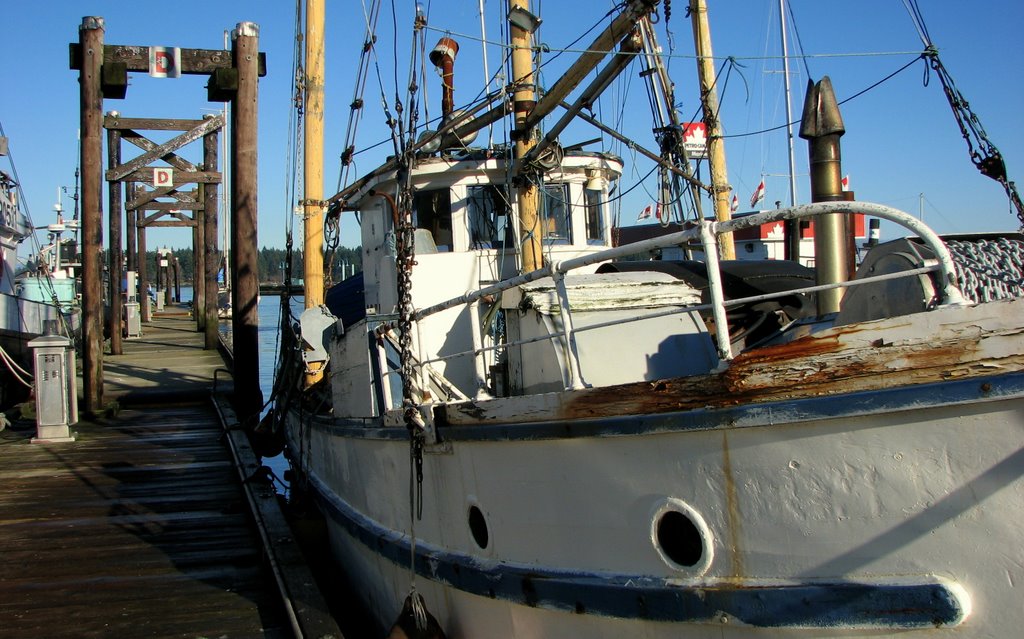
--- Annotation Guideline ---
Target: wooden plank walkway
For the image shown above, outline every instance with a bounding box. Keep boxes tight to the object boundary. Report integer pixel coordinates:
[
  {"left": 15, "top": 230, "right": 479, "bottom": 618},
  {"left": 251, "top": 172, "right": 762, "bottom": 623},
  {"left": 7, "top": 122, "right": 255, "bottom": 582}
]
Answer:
[{"left": 0, "top": 310, "right": 341, "bottom": 639}]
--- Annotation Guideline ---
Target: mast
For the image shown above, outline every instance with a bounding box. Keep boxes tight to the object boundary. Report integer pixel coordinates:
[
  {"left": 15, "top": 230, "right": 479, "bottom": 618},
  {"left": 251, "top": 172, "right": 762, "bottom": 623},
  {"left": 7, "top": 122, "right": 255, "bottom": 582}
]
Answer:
[
  {"left": 510, "top": 0, "right": 542, "bottom": 273},
  {"left": 302, "top": 0, "right": 326, "bottom": 386},
  {"left": 689, "top": 0, "right": 735, "bottom": 259},
  {"left": 779, "top": 0, "right": 801, "bottom": 261},
  {"left": 303, "top": 0, "right": 325, "bottom": 309}
]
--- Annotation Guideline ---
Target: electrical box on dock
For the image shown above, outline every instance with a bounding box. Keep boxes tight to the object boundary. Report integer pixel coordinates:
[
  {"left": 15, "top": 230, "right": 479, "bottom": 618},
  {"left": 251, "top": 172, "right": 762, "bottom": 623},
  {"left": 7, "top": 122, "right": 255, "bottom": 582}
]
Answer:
[
  {"left": 124, "top": 302, "right": 142, "bottom": 338},
  {"left": 29, "top": 328, "right": 77, "bottom": 443}
]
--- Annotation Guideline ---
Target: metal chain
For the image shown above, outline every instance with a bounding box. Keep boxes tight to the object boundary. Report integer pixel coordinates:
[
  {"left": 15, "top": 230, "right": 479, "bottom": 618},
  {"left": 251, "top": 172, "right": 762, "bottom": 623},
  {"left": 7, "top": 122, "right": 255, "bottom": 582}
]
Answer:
[
  {"left": 945, "top": 237, "right": 1024, "bottom": 303},
  {"left": 394, "top": 170, "right": 425, "bottom": 523}
]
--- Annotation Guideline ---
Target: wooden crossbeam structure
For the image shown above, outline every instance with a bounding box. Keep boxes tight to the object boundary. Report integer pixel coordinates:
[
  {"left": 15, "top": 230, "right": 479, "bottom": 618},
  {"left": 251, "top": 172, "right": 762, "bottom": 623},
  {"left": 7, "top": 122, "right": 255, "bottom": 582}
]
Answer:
[
  {"left": 105, "top": 114, "right": 222, "bottom": 360},
  {"left": 73, "top": 17, "right": 264, "bottom": 418}
]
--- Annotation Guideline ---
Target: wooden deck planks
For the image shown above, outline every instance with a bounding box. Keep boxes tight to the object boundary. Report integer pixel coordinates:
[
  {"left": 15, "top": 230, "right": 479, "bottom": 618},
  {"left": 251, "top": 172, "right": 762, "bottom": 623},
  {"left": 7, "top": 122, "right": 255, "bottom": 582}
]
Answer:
[{"left": 0, "top": 314, "right": 306, "bottom": 638}]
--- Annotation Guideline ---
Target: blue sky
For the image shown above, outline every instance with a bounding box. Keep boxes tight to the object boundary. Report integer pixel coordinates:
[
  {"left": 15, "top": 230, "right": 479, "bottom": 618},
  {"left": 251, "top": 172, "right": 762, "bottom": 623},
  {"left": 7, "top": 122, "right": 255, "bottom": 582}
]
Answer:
[{"left": 2, "top": 1, "right": 1022, "bottom": 253}]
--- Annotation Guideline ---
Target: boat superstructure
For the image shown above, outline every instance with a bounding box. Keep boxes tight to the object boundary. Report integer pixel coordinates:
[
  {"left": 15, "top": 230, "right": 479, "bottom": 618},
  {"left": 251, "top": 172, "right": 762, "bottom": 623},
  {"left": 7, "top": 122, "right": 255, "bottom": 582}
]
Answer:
[{"left": 1, "top": 140, "right": 80, "bottom": 404}]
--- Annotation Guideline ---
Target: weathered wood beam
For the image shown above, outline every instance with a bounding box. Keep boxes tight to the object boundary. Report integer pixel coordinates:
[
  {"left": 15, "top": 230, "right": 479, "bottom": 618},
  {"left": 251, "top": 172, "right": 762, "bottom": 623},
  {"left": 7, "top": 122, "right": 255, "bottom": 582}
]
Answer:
[
  {"left": 144, "top": 220, "right": 199, "bottom": 228},
  {"left": 70, "top": 44, "right": 267, "bottom": 76},
  {"left": 104, "top": 116, "right": 208, "bottom": 131},
  {"left": 128, "top": 187, "right": 198, "bottom": 210},
  {"left": 106, "top": 116, "right": 223, "bottom": 181},
  {"left": 119, "top": 131, "right": 199, "bottom": 172},
  {"left": 120, "top": 170, "right": 221, "bottom": 185}
]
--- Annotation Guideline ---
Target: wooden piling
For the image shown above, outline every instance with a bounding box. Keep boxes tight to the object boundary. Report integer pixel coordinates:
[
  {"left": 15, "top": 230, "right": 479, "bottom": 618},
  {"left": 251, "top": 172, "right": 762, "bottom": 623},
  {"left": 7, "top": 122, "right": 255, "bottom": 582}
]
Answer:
[
  {"left": 138, "top": 219, "right": 149, "bottom": 321},
  {"left": 79, "top": 17, "right": 105, "bottom": 414},
  {"left": 203, "top": 125, "right": 220, "bottom": 349},
  {"left": 107, "top": 125, "right": 123, "bottom": 355},
  {"left": 126, "top": 183, "right": 137, "bottom": 273},
  {"left": 230, "top": 23, "right": 263, "bottom": 417}
]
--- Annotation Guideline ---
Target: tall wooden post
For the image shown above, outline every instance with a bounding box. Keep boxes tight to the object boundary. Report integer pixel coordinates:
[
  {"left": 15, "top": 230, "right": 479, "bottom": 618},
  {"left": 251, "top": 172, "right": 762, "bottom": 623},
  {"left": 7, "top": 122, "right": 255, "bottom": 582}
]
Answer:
[
  {"left": 79, "top": 17, "right": 105, "bottom": 414},
  {"left": 107, "top": 124, "right": 123, "bottom": 355},
  {"left": 203, "top": 126, "right": 220, "bottom": 350},
  {"left": 689, "top": 0, "right": 735, "bottom": 260},
  {"left": 193, "top": 196, "right": 205, "bottom": 330},
  {"left": 510, "top": 0, "right": 541, "bottom": 273},
  {"left": 173, "top": 256, "right": 181, "bottom": 302},
  {"left": 126, "top": 184, "right": 137, "bottom": 274},
  {"left": 303, "top": 0, "right": 326, "bottom": 386},
  {"left": 231, "top": 22, "right": 263, "bottom": 416},
  {"left": 138, "top": 220, "right": 149, "bottom": 321}
]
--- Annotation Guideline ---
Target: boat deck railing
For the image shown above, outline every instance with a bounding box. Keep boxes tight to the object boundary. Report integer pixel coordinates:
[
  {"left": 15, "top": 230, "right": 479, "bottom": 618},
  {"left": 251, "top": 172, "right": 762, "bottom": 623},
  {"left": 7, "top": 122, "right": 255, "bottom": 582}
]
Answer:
[{"left": 408, "top": 202, "right": 966, "bottom": 393}]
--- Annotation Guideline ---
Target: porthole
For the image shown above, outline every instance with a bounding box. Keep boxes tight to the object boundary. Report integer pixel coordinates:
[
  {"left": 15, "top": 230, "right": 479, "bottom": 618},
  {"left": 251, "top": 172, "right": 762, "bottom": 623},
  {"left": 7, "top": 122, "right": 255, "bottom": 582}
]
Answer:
[
  {"left": 651, "top": 498, "right": 713, "bottom": 574},
  {"left": 468, "top": 505, "right": 489, "bottom": 549},
  {"left": 657, "top": 510, "right": 702, "bottom": 566}
]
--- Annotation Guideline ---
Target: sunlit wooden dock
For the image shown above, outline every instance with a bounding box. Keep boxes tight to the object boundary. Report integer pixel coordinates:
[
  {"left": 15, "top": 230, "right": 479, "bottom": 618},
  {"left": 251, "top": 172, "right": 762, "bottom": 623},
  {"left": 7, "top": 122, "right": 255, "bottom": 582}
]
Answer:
[{"left": 0, "top": 310, "right": 342, "bottom": 638}]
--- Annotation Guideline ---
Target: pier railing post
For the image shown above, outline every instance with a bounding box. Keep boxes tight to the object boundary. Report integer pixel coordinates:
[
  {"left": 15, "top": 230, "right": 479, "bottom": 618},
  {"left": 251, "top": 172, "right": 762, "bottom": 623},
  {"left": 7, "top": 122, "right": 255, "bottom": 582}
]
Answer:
[
  {"left": 79, "top": 16, "right": 105, "bottom": 414},
  {"left": 230, "top": 22, "right": 263, "bottom": 417}
]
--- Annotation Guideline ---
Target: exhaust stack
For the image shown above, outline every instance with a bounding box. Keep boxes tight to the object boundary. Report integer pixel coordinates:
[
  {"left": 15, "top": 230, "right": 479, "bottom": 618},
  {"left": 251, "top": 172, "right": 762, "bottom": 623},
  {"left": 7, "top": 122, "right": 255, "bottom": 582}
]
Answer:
[
  {"left": 799, "top": 76, "right": 851, "bottom": 315},
  {"left": 429, "top": 37, "right": 460, "bottom": 121}
]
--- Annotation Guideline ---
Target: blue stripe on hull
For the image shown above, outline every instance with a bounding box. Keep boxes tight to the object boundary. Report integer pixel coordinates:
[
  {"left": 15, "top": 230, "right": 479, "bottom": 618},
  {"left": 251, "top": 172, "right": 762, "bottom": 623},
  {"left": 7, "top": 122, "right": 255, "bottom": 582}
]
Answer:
[{"left": 307, "top": 472, "right": 967, "bottom": 628}]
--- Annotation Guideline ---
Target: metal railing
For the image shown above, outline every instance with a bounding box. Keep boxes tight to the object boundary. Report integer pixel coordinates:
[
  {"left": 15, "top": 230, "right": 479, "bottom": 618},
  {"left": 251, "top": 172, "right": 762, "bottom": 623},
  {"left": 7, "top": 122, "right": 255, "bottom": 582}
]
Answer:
[{"left": 406, "top": 202, "right": 966, "bottom": 394}]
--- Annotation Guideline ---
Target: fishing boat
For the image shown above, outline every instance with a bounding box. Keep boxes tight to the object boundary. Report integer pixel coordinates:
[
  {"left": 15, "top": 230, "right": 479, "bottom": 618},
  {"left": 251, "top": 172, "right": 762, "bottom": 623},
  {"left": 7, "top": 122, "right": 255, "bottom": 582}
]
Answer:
[
  {"left": 272, "top": 1, "right": 1024, "bottom": 636},
  {"left": 0, "top": 138, "right": 80, "bottom": 406}
]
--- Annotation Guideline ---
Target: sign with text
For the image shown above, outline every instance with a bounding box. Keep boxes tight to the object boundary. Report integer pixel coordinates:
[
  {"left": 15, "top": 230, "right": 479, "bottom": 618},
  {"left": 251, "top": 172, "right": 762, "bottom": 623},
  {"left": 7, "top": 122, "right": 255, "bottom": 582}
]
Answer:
[
  {"left": 149, "top": 47, "right": 181, "bottom": 78},
  {"left": 153, "top": 167, "right": 174, "bottom": 187},
  {"left": 682, "top": 122, "right": 708, "bottom": 159}
]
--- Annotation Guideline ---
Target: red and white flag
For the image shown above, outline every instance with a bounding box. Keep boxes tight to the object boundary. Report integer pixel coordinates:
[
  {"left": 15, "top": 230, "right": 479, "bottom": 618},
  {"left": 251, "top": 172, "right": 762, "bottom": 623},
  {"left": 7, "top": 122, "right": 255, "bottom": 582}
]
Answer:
[
  {"left": 750, "top": 180, "right": 766, "bottom": 207},
  {"left": 841, "top": 174, "right": 850, "bottom": 191},
  {"left": 730, "top": 194, "right": 739, "bottom": 212},
  {"left": 637, "top": 203, "right": 653, "bottom": 221},
  {"left": 655, "top": 202, "right": 663, "bottom": 221}
]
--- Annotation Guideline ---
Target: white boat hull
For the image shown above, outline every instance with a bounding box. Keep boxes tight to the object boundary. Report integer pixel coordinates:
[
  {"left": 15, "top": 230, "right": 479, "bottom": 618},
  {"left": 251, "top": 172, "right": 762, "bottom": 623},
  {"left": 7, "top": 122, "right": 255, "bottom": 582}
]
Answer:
[{"left": 286, "top": 356, "right": 1023, "bottom": 636}]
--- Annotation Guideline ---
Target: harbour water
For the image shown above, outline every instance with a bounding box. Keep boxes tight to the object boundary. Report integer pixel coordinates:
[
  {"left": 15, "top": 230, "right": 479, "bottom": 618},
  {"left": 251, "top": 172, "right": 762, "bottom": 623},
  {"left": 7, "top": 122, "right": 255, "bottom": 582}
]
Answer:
[{"left": 178, "top": 287, "right": 298, "bottom": 486}]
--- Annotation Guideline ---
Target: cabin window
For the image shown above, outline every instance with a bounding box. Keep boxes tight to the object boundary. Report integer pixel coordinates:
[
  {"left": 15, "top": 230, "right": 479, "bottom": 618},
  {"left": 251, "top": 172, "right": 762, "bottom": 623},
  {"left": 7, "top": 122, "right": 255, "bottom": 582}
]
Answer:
[
  {"left": 585, "top": 188, "right": 604, "bottom": 243},
  {"left": 542, "top": 183, "right": 571, "bottom": 244},
  {"left": 413, "top": 188, "right": 453, "bottom": 251},
  {"left": 467, "top": 184, "right": 513, "bottom": 249}
]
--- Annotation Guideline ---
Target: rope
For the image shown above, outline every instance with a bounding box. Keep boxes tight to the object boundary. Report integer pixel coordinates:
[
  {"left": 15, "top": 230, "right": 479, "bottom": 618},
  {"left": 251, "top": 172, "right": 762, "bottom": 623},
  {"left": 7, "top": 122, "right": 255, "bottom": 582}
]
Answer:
[{"left": 0, "top": 343, "right": 33, "bottom": 388}]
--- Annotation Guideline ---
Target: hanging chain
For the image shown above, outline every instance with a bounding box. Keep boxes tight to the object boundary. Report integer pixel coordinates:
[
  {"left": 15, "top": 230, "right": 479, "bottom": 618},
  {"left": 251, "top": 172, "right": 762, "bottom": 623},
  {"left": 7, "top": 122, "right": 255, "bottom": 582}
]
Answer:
[
  {"left": 394, "top": 173, "right": 425, "bottom": 522},
  {"left": 920, "top": 47, "right": 1024, "bottom": 229}
]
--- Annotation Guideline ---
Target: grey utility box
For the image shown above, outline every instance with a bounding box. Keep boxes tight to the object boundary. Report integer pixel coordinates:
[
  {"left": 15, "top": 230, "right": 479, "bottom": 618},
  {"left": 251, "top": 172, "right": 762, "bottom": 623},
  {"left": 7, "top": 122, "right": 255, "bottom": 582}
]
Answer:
[
  {"left": 29, "top": 333, "right": 78, "bottom": 443},
  {"left": 124, "top": 301, "right": 142, "bottom": 338}
]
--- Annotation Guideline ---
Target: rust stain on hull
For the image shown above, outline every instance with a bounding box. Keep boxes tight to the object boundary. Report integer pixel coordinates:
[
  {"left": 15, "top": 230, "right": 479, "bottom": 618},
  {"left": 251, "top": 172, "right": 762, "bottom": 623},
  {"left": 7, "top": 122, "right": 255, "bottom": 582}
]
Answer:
[{"left": 438, "top": 302, "right": 1024, "bottom": 426}]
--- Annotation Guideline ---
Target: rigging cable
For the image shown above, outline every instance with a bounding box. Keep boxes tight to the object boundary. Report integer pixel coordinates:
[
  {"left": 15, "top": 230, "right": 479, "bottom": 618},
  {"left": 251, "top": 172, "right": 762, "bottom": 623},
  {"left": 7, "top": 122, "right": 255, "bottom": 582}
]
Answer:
[{"left": 902, "top": 0, "right": 1024, "bottom": 228}]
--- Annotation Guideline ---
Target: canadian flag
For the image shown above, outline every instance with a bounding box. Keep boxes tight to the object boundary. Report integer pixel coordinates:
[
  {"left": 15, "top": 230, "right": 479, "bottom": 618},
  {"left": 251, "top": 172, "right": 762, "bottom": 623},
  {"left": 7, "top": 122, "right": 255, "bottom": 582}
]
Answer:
[
  {"left": 730, "top": 194, "right": 739, "bottom": 212},
  {"left": 841, "top": 174, "right": 850, "bottom": 191},
  {"left": 637, "top": 203, "right": 653, "bottom": 221},
  {"left": 750, "top": 179, "right": 766, "bottom": 207}
]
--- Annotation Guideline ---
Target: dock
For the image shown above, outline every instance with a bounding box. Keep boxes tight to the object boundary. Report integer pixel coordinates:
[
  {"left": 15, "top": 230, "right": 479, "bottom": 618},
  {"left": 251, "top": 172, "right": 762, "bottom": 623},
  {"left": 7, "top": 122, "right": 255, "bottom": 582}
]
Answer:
[{"left": 0, "top": 310, "right": 343, "bottom": 638}]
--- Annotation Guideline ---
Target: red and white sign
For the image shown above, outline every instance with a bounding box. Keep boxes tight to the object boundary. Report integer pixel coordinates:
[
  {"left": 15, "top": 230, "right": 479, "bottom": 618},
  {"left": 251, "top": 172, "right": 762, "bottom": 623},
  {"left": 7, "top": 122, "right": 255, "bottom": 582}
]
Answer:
[
  {"left": 153, "top": 167, "right": 174, "bottom": 187},
  {"left": 149, "top": 47, "right": 181, "bottom": 78},
  {"left": 682, "top": 122, "right": 708, "bottom": 159}
]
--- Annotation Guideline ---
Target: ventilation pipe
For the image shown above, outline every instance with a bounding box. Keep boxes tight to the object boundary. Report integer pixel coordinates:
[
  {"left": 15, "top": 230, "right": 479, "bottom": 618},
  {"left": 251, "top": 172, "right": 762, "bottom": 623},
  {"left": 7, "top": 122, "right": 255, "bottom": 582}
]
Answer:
[{"left": 429, "top": 37, "right": 459, "bottom": 121}]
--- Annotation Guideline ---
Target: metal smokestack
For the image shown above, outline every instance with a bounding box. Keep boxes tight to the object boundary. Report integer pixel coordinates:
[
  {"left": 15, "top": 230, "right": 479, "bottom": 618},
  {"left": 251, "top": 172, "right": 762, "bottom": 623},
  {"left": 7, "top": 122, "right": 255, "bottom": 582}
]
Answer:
[
  {"left": 799, "top": 76, "right": 850, "bottom": 315},
  {"left": 429, "top": 37, "right": 460, "bottom": 121}
]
